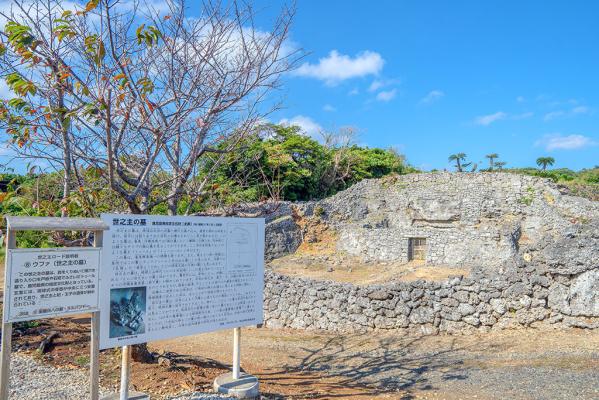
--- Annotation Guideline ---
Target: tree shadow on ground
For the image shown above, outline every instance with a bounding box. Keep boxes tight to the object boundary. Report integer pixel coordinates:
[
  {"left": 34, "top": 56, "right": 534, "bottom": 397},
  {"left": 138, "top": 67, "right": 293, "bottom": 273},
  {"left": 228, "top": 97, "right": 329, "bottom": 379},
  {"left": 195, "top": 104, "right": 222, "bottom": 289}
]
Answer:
[{"left": 259, "top": 332, "right": 502, "bottom": 399}]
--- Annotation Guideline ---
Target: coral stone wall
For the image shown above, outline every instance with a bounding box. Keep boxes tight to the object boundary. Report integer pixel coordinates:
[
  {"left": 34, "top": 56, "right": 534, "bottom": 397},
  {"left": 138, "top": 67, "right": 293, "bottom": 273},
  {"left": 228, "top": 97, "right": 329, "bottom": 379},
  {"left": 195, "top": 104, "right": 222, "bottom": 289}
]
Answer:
[
  {"left": 261, "top": 173, "right": 599, "bottom": 333},
  {"left": 264, "top": 264, "right": 599, "bottom": 334}
]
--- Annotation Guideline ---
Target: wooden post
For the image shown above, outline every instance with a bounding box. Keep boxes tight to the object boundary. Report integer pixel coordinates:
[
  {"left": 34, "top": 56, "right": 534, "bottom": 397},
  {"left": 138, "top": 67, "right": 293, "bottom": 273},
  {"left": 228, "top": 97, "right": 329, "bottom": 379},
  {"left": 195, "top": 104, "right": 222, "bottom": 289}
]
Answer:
[
  {"left": 233, "top": 327, "right": 241, "bottom": 379},
  {"left": 0, "top": 228, "right": 16, "bottom": 399},
  {"left": 119, "top": 345, "right": 130, "bottom": 400},
  {"left": 91, "top": 230, "right": 103, "bottom": 400}
]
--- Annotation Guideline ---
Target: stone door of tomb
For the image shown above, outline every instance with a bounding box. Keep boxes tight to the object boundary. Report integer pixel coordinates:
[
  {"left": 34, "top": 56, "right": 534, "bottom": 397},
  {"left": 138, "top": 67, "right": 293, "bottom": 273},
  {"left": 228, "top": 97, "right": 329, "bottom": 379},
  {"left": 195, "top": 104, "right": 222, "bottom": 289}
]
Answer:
[{"left": 408, "top": 238, "right": 427, "bottom": 262}]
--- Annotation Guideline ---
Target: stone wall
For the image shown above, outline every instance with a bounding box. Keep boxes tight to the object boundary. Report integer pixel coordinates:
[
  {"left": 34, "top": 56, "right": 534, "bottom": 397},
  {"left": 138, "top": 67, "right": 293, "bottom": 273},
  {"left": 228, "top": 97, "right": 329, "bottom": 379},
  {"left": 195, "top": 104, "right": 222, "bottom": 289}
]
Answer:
[
  {"left": 261, "top": 172, "right": 599, "bottom": 333},
  {"left": 318, "top": 173, "right": 597, "bottom": 269},
  {"left": 263, "top": 253, "right": 599, "bottom": 333}
]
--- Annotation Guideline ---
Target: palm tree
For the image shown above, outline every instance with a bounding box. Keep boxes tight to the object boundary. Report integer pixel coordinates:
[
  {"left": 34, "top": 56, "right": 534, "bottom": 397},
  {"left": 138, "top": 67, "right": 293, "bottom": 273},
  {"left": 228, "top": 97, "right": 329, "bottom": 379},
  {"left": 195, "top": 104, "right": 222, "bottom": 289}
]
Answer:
[
  {"left": 494, "top": 161, "right": 507, "bottom": 170},
  {"left": 448, "top": 153, "right": 468, "bottom": 172},
  {"left": 536, "top": 157, "right": 555, "bottom": 171},
  {"left": 485, "top": 153, "right": 499, "bottom": 170}
]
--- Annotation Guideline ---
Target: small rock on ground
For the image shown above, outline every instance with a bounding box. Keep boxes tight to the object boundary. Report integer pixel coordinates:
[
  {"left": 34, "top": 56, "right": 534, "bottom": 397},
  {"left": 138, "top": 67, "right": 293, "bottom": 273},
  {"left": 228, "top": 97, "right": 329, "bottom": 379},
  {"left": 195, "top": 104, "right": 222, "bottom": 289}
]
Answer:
[
  {"left": 9, "top": 354, "right": 104, "bottom": 400},
  {"left": 9, "top": 354, "right": 236, "bottom": 400},
  {"left": 168, "top": 393, "right": 236, "bottom": 400}
]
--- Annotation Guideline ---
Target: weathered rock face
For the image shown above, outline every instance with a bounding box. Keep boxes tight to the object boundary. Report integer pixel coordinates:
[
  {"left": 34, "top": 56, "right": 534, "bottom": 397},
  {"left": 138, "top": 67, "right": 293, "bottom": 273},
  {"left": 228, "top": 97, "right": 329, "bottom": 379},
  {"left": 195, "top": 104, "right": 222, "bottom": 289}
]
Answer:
[
  {"left": 318, "top": 173, "right": 597, "bottom": 270},
  {"left": 265, "top": 215, "right": 302, "bottom": 261},
  {"left": 261, "top": 172, "right": 599, "bottom": 332}
]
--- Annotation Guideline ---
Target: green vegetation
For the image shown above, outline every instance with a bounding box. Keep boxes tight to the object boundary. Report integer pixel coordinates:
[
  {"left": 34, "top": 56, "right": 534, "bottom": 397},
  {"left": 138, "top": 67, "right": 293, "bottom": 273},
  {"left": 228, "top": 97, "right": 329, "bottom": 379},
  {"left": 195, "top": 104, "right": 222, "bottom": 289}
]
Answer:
[
  {"left": 505, "top": 167, "right": 599, "bottom": 200},
  {"left": 504, "top": 167, "right": 599, "bottom": 184},
  {"left": 1, "top": 124, "right": 414, "bottom": 222},
  {"left": 518, "top": 186, "right": 536, "bottom": 206},
  {"left": 445, "top": 152, "right": 597, "bottom": 200},
  {"left": 536, "top": 157, "right": 556, "bottom": 171},
  {"left": 448, "top": 153, "right": 471, "bottom": 172},
  {"left": 201, "top": 124, "right": 415, "bottom": 204},
  {"left": 74, "top": 355, "right": 90, "bottom": 367},
  {"left": 15, "top": 320, "right": 40, "bottom": 330}
]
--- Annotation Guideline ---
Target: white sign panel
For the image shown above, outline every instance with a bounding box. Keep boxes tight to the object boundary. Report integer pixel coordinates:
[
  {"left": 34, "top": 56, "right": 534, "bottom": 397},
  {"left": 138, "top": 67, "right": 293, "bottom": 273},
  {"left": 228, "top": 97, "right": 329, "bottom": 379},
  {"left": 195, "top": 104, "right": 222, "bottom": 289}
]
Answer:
[
  {"left": 99, "top": 214, "right": 265, "bottom": 349},
  {"left": 4, "top": 248, "right": 101, "bottom": 323}
]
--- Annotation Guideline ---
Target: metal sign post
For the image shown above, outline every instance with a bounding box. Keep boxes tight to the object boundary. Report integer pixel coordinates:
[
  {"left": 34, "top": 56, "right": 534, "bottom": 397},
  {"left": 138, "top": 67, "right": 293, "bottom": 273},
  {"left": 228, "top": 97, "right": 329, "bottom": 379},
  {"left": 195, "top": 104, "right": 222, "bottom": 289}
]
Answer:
[
  {"left": 233, "top": 327, "right": 241, "bottom": 380},
  {"left": 0, "top": 216, "right": 108, "bottom": 400},
  {"left": 0, "top": 226, "right": 15, "bottom": 400},
  {"left": 213, "top": 327, "right": 259, "bottom": 398},
  {"left": 120, "top": 346, "right": 130, "bottom": 400}
]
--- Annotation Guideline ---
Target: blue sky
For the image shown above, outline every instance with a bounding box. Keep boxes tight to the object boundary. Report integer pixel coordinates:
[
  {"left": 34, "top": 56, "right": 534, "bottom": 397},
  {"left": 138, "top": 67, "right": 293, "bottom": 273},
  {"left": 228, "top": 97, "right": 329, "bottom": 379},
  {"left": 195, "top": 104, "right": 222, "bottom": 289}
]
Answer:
[
  {"left": 259, "top": 0, "right": 599, "bottom": 170},
  {"left": 1, "top": 0, "right": 597, "bottom": 172}
]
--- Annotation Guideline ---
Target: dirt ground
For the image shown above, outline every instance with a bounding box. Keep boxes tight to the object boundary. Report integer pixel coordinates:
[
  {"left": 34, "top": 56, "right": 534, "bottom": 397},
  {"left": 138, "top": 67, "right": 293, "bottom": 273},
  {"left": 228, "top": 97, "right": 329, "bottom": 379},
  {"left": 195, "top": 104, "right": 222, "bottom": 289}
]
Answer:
[
  {"left": 268, "top": 254, "right": 470, "bottom": 285},
  {"left": 156, "top": 327, "right": 599, "bottom": 399},
  {"left": 8, "top": 315, "right": 599, "bottom": 399},
  {"left": 2, "top": 252, "right": 599, "bottom": 399},
  {"left": 268, "top": 219, "right": 470, "bottom": 285}
]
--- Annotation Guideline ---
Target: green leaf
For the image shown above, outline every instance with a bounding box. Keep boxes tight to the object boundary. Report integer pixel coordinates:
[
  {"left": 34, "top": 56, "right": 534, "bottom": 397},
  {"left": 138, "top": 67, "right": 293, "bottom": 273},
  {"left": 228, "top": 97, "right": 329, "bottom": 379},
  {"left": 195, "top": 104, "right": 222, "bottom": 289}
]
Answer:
[
  {"left": 5, "top": 73, "right": 37, "bottom": 96},
  {"left": 7, "top": 98, "right": 30, "bottom": 112},
  {"left": 136, "top": 25, "right": 161, "bottom": 47},
  {"left": 137, "top": 77, "right": 154, "bottom": 94},
  {"left": 136, "top": 24, "right": 145, "bottom": 38}
]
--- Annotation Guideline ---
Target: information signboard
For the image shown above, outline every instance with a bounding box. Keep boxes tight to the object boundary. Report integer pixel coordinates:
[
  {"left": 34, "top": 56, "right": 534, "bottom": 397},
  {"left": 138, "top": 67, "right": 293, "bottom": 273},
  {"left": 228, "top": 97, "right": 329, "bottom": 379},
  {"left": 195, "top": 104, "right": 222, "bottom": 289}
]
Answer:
[
  {"left": 98, "top": 214, "right": 265, "bottom": 349},
  {"left": 4, "top": 247, "right": 101, "bottom": 323}
]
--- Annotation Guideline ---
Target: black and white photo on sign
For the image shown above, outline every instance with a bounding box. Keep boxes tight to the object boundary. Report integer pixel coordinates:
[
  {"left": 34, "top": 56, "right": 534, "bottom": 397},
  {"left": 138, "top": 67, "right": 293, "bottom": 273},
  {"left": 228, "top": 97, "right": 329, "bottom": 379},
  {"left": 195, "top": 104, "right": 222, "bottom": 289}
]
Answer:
[{"left": 109, "top": 286, "right": 147, "bottom": 338}]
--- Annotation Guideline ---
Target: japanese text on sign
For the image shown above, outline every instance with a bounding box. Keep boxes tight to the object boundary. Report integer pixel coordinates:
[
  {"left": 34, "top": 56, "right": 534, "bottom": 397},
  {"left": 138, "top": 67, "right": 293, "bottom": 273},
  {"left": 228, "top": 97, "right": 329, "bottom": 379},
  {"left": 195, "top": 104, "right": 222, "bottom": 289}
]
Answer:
[
  {"left": 99, "top": 214, "right": 265, "bottom": 349},
  {"left": 3, "top": 248, "right": 101, "bottom": 323}
]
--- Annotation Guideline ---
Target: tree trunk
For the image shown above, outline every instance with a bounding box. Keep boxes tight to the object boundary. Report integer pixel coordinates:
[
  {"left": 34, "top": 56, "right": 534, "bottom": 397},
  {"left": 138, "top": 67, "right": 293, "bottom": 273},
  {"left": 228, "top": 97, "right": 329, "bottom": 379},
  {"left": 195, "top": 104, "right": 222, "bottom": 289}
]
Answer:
[
  {"left": 131, "top": 343, "right": 155, "bottom": 363},
  {"left": 128, "top": 207, "right": 155, "bottom": 363},
  {"left": 58, "top": 89, "right": 71, "bottom": 218}
]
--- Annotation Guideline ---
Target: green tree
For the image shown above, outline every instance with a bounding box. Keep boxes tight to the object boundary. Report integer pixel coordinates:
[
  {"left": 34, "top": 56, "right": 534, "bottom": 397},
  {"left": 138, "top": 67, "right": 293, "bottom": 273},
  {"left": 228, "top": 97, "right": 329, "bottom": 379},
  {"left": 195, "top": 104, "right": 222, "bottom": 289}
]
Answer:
[
  {"left": 536, "top": 157, "right": 555, "bottom": 171},
  {"left": 485, "top": 153, "right": 499, "bottom": 170},
  {"left": 448, "top": 153, "right": 470, "bottom": 172},
  {"left": 202, "top": 125, "right": 329, "bottom": 203},
  {"left": 201, "top": 124, "right": 411, "bottom": 204},
  {"left": 494, "top": 161, "right": 507, "bottom": 170}
]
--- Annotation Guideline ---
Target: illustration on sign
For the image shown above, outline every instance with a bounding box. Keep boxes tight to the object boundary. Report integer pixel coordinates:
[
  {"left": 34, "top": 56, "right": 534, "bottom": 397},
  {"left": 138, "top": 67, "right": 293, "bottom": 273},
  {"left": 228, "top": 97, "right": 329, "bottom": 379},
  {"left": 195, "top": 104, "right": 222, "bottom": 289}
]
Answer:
[
  {"left": 98, "top": 214, "right": 265, "bottom": 349},
  {"left": 228, "top": 225, "right": 256, "bottom": 270},
  {"left": 4, "top": 247, "right": 101, "bottom": 323}
]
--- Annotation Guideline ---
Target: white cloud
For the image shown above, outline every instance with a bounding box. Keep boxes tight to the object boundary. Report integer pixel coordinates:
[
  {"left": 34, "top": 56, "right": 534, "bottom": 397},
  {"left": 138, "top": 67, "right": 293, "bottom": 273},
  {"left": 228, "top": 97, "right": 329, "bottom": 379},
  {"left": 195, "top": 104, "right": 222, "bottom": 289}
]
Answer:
[
  {"left": 544, "top": 106, "right": 590, "bottom": 121},
  {"left": 0, "top": 1, "right": 102, "bottom": 29},
  {"left": 535, "top": 133, "right": 597, "bottom": 151},
  {"left": 348, "top": 88, "right": 359, "bottom": 96},
  {"left": 323, "top": 104, "right": 336, "bottom": 112},
  {"left": 376, "top": 89, "right": 397, "bottom": 102},
  {"left": 544, "top": 111, "right": 565, "bottom": 121},
  {"left": 294, "top": 50, "right": 384, "bottom": 85},
  {"left": 516, "top": 96, "right": 525, "bottom": 103},
  {"left": 474, "top": 111, "right": 507, "bottom": 126},
  {"left": 572, "top": 106, "right": 590, "bottom": 114},
  {"left": 279, "top": 115, "right": 323, "bottom": 137},
  {"left": 368, "top": 80, "right": 384, "bottom": 92},
  {"left": 420, "top": 90, "right": 445, "bottom": 105},
  {"left": 368, "top": 78, "right": 399, "bottom": 93},
  {"left": 512, "top": 112, "right": 533, "bottom": 120}
]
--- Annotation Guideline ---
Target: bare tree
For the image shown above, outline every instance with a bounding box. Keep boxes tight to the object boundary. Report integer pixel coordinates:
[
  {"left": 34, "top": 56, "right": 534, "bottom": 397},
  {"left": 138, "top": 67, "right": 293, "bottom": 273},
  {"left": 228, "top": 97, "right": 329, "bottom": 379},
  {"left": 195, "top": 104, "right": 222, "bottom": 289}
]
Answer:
[
  {"left": 0, "top": 0, "right": 301, "bottom": 216},
  {"left": 319, "top": 126, "right": 359, "bottom": 190},
  {"left": 0, "top": 0, "right": 300, "bottom": 361}
]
